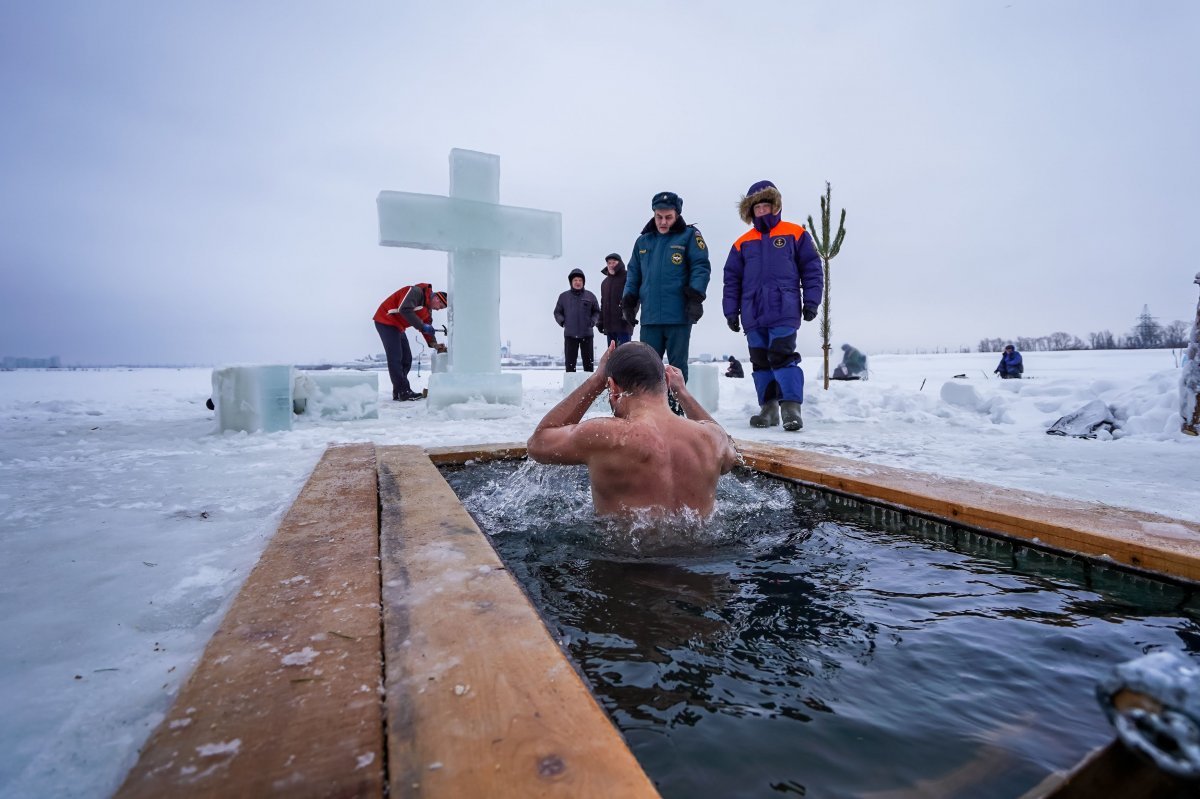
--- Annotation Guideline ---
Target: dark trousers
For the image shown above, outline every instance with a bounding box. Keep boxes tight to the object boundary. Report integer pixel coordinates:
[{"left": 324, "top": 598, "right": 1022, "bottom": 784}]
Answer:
[
  {"left": 605, "top": 332, "right": 632, "bottom": 347},
  {"left": 375, "top": 321, "right": 412, "bottom": 397},
  {"left": 565, "top": 336, "right": 595, "bottom": 372},
  {"left": 640, "top": 323, "right": 692, "bottom": 381}
]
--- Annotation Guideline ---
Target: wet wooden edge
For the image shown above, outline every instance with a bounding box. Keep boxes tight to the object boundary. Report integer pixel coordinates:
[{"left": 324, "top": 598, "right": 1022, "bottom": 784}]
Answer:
[
  {"left": 377, "top": 444, "right": 660, "bottom": 798},
  {"left": 1018, "top": 738, "right": 1188, "bottom": 799},
  {"left": 733, "top": 441, "right": 1200, "bottom": 584},
  {"left": 116, "top": 443, "right": 385, "bottom": 798}
]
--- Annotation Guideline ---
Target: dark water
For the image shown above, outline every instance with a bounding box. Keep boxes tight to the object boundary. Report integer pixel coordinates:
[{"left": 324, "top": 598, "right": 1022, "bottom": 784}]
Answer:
[{"left": 442, "top": 460, "right": 1200, "bottom": 798}]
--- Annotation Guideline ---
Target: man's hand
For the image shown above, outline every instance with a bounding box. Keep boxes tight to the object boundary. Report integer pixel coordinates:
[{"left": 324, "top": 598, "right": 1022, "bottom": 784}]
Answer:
[
  {"left": 665, "top": 364, "right": 687, "bottom": 395},
  {"left": 726, "top": 315, "right": 740, "bottom": 333},
  {"left": 621, "top": 294, "right": 639, "bottom": 327},
  {"left": 421, "top": 323, "right": 435, "bottom": 334},
  {"left": 802, "top": 307, "right": 818, "bottom": 322},
  {"left": 435, "top": 343, "right": 447, "bottom": 354},
  {"left": 684, "top": 287, "right": 705, "bottom": 324}
]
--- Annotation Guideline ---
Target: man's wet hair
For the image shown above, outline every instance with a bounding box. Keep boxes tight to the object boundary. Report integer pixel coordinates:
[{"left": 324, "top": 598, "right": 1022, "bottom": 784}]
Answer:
[{"left": 606, "top": 342, "right": 665, "bottom": 394}]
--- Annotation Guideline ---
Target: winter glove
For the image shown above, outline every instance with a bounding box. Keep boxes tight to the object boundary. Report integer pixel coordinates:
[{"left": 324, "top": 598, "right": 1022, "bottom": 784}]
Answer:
[
  {"left": 684, "top": 287, "right": 705, "bottom": 324},
  {"left": 434, "top": 343, "right": 447, "bottom": 354},
  {"left": 621, "top": 294, "right": 639, "bottom": 327},
  {"left": 726, "top": 315, "right": 740, "bottom": 333},
  {"left": 802, "top": 306, "right": 818, "bottom": 323},
  {"left": 421, "top": 324, "right": 435, "bottom": 335}
]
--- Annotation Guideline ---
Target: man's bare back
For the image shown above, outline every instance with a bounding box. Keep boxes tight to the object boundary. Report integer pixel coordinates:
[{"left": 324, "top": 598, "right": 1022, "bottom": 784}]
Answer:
[{"left": 527, "top": 342, "right": 737, "bottom": 519}]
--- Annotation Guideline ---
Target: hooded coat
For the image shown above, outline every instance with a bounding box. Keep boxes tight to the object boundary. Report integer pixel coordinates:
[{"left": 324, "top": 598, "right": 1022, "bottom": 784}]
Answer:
[
  {"left": 554, "top": 268, "right": 600, "bottom": 338},
  {"left": 598, "top": 255, "right": 633, "bottom": 336},
  {"left": 722, "top": 182, "right": 824, "bottom": 330}
]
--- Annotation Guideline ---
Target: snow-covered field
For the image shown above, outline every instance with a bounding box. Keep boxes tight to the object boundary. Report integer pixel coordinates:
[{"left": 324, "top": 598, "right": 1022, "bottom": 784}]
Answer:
[{"left": 0, "top": 348, "right": 1195, "bottom": 798}]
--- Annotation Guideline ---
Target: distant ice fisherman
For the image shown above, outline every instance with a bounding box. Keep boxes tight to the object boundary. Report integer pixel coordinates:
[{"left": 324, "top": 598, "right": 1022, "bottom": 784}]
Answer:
[{"left": 527, "top": 342, "right": 737, "bottom": 518}]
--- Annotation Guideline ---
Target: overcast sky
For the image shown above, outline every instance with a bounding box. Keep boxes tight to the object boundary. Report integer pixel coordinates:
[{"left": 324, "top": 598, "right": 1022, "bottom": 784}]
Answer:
[{"left": 2, "top": 1, "right": 1197, "bottom": 365}]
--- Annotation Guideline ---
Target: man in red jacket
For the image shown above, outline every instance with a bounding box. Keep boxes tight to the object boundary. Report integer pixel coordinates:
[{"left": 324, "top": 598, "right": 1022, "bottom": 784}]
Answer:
[{"left": 373, "top": 284, "right": 448, "bottom": 401}]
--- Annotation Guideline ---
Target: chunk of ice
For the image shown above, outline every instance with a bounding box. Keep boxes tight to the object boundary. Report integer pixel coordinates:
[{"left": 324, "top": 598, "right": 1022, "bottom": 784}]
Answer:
[
  {"left": 212, "top": 366, "right": 294, "bottom": 433},
  {"left": 293, "top": 371, "right": 379, "bottom": 420},
  {"left": 686, "top": 364, "right": 720, "bottom": 413}
]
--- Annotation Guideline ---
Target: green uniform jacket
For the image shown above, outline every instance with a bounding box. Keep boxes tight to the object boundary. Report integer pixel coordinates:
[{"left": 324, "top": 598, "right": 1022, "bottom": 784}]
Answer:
[{"left": 623, "top": 216, "right": 711, "bottom": 325}]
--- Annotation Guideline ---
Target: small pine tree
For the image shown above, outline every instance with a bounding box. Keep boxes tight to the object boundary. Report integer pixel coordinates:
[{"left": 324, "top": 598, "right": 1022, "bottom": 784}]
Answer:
[{"left": 807, "top": 182, "right": 847, "bottom": 389}]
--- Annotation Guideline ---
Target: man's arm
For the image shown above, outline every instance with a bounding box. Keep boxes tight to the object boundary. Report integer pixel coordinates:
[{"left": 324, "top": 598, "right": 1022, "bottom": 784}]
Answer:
[
  {"left": 796, "top": 230, "right": 824, "bottom": 312},
  {"left": 666, "top": 365, "right": 738, "bottom": 474},
  {"left": 687, "top": 227, "right": 712, "bottom": 298},
  {"left": 527, "top": 344, "right": 616, "bottom": 464}
]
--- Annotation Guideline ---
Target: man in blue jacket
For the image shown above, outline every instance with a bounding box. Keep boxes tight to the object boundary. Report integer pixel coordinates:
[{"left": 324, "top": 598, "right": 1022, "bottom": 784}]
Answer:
[
  {"left": 995, "top": 345, "right": 1024, "bottom": 379},
  {"left": 722, "top": 180, "right": 824, "bottom": 431},
  {"left": 622, "top": 191, "right": 711, "bottom": 383}
]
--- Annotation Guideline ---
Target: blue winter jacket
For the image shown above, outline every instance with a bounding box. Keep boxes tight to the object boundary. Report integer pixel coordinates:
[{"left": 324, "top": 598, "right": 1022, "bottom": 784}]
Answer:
[
  {"left": 623, "top": 216, "right": 711, "bottom": 325},
  {"left": 722, "top": 220, "right": 823, "bottom": 329},
  {"left": 996, "top": 350, "right": 1024, "bottom": 377}
]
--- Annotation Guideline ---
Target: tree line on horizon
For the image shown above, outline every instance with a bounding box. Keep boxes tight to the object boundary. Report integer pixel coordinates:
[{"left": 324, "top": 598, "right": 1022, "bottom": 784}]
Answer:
[{"left": 977, "top": 306, "right": 1191, "bottom": 353}]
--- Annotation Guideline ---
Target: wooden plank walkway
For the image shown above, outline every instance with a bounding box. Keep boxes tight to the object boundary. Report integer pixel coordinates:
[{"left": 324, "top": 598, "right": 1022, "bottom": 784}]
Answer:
[
  {"left": 119, "top": 443, "right": 659, "bottom": 798},
  {"left": 377, "top": 445, "right": 659, "bottom": 797},
  {"left": 116, "top": 443, "right": 385, "bottom": 798}
]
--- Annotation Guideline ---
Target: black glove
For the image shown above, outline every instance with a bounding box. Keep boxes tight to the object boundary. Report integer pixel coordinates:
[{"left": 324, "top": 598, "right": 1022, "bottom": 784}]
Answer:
[
  {"left": 684, "top": 287, "right": 705, "bottom": 324},
  {"left": 802, "top": 306, "right": 818, "bottom": 322},
  {"left": 726, "top": 315, "right": 740, "bottom": 333},
  {"left": 621, "top": 294, "right": 639, "bottom": 327}
]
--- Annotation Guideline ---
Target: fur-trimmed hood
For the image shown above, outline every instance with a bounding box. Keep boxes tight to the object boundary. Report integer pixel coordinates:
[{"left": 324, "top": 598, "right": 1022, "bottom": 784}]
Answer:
[{"left": 738, "top": 180, "right": 782, "bottom": 225}]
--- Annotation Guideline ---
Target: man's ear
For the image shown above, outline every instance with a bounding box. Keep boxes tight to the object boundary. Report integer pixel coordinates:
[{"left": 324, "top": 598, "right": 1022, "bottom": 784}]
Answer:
[{"left": 606, "top": 377, "right": 619, "bottom": 395}]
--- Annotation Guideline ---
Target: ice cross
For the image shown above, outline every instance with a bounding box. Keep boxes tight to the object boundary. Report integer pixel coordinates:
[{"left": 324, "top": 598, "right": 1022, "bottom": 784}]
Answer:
[{"left": 377, "top": 149, "right": 561, "bottom": 411}]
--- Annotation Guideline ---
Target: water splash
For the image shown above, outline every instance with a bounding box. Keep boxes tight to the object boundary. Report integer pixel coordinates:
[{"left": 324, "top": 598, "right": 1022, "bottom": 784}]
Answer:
[{"left": 446, "top": 460, "right": 811, "bottom": 557}]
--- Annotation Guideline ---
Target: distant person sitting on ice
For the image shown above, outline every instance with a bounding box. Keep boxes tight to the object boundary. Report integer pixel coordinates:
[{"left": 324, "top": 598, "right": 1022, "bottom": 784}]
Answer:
[
  {"left": 725, "top": 355, "right": 745, "bottom": 378},
  {"left": 554, "top": 267, "right": 601, "bottom": 372},
  {"left": 831, "top": 343, "right": 867, "bottom": 380},
  {"left": 995, "top": 344, "right": 1024, "bottom": 379},
  {"left": 373, "top": 284, "right": 447, "bottom": 401},
  {"left": 527, "top": 341, "right": 737, "bottom": 519}
]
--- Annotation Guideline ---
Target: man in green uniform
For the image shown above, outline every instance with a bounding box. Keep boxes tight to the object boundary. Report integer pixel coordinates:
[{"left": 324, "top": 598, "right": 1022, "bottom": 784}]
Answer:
[{"left": 621, "top": 191, "right": 711, "bottom": 382}]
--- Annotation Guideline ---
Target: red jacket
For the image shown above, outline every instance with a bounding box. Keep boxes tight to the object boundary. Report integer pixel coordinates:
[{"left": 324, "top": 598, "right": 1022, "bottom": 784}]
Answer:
[{"left": 373, "top": 283, "right": 436, "bottom": 344}]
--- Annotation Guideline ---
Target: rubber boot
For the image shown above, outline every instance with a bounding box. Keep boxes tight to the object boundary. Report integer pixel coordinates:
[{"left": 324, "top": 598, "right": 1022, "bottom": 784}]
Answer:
[
  {"left": 750, "top": 400, "right": 780, "bottom": 428},
  {"left": 781, "top": 401, "right": 803, "bottom": 431}
]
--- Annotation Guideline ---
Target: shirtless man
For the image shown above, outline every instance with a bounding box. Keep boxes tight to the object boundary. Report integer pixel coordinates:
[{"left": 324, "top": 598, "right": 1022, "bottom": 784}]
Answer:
[{"left": 527, "top": 342, "right": 738, "bottom": 518}]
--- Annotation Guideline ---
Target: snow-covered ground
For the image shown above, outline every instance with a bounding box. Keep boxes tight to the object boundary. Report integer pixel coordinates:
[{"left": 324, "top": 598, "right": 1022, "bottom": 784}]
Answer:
[{"left": 0, "top": 348, "right": 1195, "bottom": 798}]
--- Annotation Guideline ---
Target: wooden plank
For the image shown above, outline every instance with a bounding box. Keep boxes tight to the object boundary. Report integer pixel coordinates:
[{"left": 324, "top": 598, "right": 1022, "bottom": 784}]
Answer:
[
  {"left": 424, "top": 442, "right": 527, "bottom": 466},
  {"left": 1020, "top": 738, "right": 1188, "bottom": 798},
  {"left": 116, "top": 443, "right": 385, "bottom": 798},
  {"left": 736, "top": 441, "right": 1200, "bottom": 583},
  {"left": 377, "top": 445, "right": 659, "bottom": 798}
]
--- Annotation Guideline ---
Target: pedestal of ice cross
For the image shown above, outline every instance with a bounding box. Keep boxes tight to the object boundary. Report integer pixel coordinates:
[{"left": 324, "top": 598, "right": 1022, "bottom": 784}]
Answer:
[{"left": 377, "top": 149, "right": 561, "bottom": 414}]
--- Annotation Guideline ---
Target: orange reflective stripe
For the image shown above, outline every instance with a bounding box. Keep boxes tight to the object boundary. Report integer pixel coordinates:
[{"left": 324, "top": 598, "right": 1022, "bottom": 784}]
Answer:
[
  {"left": 770, "top": 221, "right": 806, "bottom": 238},
  {"left": 733, "top": 228, "right": 762, "bottom": 251}
]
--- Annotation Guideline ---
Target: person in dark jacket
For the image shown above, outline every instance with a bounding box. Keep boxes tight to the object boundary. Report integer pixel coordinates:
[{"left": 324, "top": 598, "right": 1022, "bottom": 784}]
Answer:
[
  {"left": 622, "top": 191, "right": 711, "bottom": 382},
  {"left": 598, "top": 253, "right": 633, "bottom": 347},
  {"left": 725, "top": 355, "right": 744, "bottom": 378},
  {"left": 832, "top": 343, "right": 867, "bottom": 380},
  {"left": 995, "top": 345, "right": 1024, "bottom": 379},
  {"left": 722, "top": 180, "right": 824, "bottom": 431},
  {"left": 554, "top": 268, "right": 601, "bottom": 372},
  {"left": 373, "top": 284, "right": 448, "bottom": 401}
]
